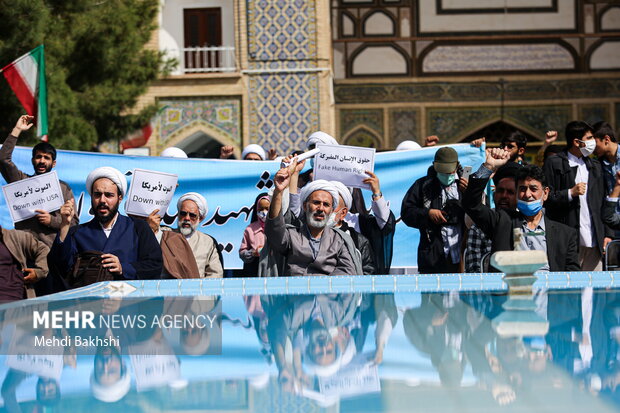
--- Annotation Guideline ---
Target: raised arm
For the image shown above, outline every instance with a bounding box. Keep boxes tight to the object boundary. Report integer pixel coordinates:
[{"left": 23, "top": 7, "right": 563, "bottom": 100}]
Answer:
[
  {"left": 0, "top": 115, "right": 33, "bottom": 182},
  {"left": 462, "top": 148, "right": 510, "bottom": 238}
]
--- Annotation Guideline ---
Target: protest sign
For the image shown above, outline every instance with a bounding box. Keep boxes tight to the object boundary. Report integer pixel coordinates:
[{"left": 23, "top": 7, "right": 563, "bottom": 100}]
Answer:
[
  {"left": 318, "top": 358, "right": 380, "bottom": 398},
  {"left": 125, "top": 169, "right": 178, "bottom": 217},
  {"left": 2, "top": 171, "right": 64, "bottom": 223},
  {"left": 6, "top": 328, "right": 64, "bottom": 380},
  {"left": 313, "top": 144, "right": 376, "bottom": 190},
  {"left": 130, "top": 339, "right": 180, "bottom": 391},
  {"left": 0, "top": 143, "right": 485, "bottom": 269}
]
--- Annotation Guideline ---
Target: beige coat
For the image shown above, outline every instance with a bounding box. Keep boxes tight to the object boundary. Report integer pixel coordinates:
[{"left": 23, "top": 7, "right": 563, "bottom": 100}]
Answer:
[{"left": 174, "top": 229, "right": 223, "bottom": 278}]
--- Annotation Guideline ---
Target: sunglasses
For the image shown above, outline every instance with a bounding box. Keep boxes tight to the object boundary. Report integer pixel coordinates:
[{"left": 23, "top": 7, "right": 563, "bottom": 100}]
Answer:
[{"left": 179, "top": 210, "right": 199, "bottom": 219}]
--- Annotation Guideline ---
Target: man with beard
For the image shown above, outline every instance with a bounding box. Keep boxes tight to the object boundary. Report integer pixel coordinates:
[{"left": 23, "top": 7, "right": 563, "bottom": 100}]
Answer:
[
  {"left": 265, "top": 161, "right": 357, "bottom": 276},
  {"left": 173, "top": 192, "right": 223, "bottom": 278},
  {"left": 500, "top": 131, "right": 528, "bottom": 164},
  {"left": 0, "top": 115, "right": 78, "bottom": 246},
  {"left": 50, "top": 167, "right": 162, "bottom": 283}
]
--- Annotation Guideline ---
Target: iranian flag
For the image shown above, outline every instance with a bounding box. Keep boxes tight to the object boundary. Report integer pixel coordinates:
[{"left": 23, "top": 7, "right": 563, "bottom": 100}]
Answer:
[{"left": 1, "top": 45, "right": 48, "bottom": 141}]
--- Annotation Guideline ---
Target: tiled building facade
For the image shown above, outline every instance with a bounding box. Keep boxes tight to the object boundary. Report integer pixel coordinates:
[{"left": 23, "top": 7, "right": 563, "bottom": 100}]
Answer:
[{"left": 132, "top": 0, "right": 620, "bottom": 157}]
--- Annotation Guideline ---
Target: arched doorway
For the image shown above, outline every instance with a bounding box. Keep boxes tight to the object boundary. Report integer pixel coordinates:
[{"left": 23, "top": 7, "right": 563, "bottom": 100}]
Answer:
[
  {"left": 175, "top": 131, "right": 226, "bottom": 159},
  {"left": 164, "top": 124, "right": 240, "bottom": 159}
]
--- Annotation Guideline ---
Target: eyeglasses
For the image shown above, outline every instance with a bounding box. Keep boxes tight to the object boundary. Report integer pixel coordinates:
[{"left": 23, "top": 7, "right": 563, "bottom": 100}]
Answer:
[{"left": 179, "top": 210, "right": 199, "bottom": 220}]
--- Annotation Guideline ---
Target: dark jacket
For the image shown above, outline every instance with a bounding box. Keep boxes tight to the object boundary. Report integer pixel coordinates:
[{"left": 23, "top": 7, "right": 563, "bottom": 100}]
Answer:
[
  {"left": 603, "top": 199, "right": 620, "bottom": 229},
  {"left": 543, "top": 150, "right": 607, "bottom": 254},
  {"left": 0, "top": 134, "right": 79, "bottom": 247},
  {"left": 340, "top": 221, "right": 376, "bottom": 275},
  {"left": 401, "top": 166, "right": 465, "bottom": 274},
  {"left": 462, "top": 174, "right": 580, "bottom": 272},
  {"left": 49, "top": 214, "right": 163, "bottom": 281}
]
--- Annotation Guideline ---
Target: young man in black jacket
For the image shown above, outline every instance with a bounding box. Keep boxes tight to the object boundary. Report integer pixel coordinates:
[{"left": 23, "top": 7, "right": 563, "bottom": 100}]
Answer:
[
  {"left": 543, "top": 121, "right": 607, "bottom": 271},
  {"left": 401, "top": 147, "right": 468, "bottom": 274},
  {"left": 463, "top": 148, "right": 580, "bottom": 272}
]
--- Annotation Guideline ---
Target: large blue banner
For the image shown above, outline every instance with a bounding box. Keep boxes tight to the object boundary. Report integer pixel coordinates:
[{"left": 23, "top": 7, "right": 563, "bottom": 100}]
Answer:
[{"left": 0, "top": 144, "right": 484, "bottom": 269}]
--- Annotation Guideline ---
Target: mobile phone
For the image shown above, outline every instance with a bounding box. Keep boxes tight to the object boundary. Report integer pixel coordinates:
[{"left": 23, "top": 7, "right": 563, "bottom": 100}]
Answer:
[{"left": 462, "top": 166, "right": 472, "bottom": 180}]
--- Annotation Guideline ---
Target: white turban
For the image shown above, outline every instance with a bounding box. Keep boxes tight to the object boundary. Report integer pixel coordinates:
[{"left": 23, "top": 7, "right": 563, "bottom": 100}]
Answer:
[
  {"left": 330, "top": 181, "right": 352, "bottom": 210},
  {"left": 300, "top": 180, "right": 339, "bottom": 210},
  {"left": 177, "top": 192, "right": 208, "bottom": 219},
  {"left": 161, "top": 147, "right": 188, "bottom": 158},
  {"left": 90, "top": 368, "right": 130, "bottom": 403},
  {"left": 306, "top": 131, "right": 338, "bottom": 150},
  {"left": 86, "top": 167, "right": 127, "bottom": 197},
  {"left": 396, "top": 140, "right": 422, "bottom": 151},
  {"left": 242, "top": 144, "right": 266, "bottom": 160}
]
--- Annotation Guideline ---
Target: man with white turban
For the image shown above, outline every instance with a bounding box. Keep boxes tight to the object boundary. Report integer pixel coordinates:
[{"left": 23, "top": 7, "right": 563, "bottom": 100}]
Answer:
[
  {"left": 50, "top": 166, "right": 162, "bottom": 285},
  {"left": 241, "top": 144, "right": 267, "bottom": 161},
  {"left": 329, "top": 181, "right": 376, "bottom": 275},
  {"left": 160, "top": 147, "right": 188, "bottom": 158},
  {"left": 298, "top": 131, "right": 340, "bottom": 188},
  {"left": 264, "top": 161, "right": 357, "bottom": 276},
  {"left": 306, "top": 131, "right": 338, "bottom": 150},
  {"left": 173, "top": 192, "right": 223, "bottom": 278}
]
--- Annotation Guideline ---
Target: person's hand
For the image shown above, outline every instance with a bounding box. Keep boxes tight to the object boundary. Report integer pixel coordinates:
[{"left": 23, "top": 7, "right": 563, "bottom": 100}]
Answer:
[
  {"left": 59, "top": 199, "right": 75, "bottom": 227},
  {"left": 483, "top": 148, "right": 511, "bottom": 171},
  {"left": 282, "top": 155, "right": 305, "bottom": 174},
  {"left": 424, "top": 135, "right": 439, "bottom": 147},
  {"left": 147, "top": 209, "right": 161, "bottom": 233},
  {"left": 274, "top": 167, "right": 291, "bottom": 192},
  {"left": 604, "top": 237, "right": 613, "bottom": 253},
  {"left": 34, "top": 210, "right": 52, "bottom": 226},
  {"left": 22, "top": 268, "right": 37, "bottom": 284},
  {"left": 252, "top": 246, "right": 262, "bottom": 257},
  {"left": 373, "top": 346, "right": 384, "bottom": 365},
  {"left": 363, "top": 170, "right": 381, "bottom": 194},
  {"left": 429, "top": 209, "right": 448, "bottom": 225},
  {"left": 12, "top": 115, "right": 34, "bottom": 137},
  {"left": 101, "top": 253, "right": 123, "bottom": 274},
  {"left": 219, "top": 145, "right": 234, "bottom": 159},
  {"left": 267, "top": 148, "right": 278, "bottom": 160},
  {"left": 458, "top": 177, "right": 468, "bottom": 193},
  {"left": 570, "top": 182, "right": 587, "bottom": 197},
  {"left": 545, "top": 130, "right": 558, "bottom": 145},
  {"left": 492, "top": 384, "right": 516, "bottom": 406},
  {"left": 471, "top": 137, "right": 485, "bottom": 148}
]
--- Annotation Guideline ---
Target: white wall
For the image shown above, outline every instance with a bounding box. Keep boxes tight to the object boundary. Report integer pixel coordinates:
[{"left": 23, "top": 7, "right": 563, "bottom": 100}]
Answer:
[{"left": 160, "top": 0, "right": 236, "bottom": 74}]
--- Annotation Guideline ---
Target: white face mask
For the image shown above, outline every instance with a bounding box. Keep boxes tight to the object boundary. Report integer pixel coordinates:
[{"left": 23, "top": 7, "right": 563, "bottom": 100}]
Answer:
[
  {"left": 257, "top": 210, "right": 268, "bottom": 222},
  {"left": 579, "top": 139, "right": 596, "bottom": 157}
]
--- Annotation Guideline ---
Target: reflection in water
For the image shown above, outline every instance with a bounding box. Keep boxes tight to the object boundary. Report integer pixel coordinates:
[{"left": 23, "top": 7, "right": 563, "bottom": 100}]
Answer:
[{"left": 0, "top": 288, "right": 618, "bottom": 411}]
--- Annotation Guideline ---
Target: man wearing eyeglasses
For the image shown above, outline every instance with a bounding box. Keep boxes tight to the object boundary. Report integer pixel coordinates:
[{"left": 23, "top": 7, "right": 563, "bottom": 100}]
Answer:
[{"left": 174, "top": 193, "right": 223, "bottom": 278}]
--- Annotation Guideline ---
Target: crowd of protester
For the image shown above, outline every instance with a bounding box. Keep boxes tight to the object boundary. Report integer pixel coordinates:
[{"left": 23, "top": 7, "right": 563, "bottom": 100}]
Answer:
[{"left": 1, "top": 114, "right": 619, "bottom": 302}]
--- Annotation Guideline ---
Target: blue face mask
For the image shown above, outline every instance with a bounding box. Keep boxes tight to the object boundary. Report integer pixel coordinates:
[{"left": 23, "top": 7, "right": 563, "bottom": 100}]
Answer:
[
  {"left": 517, "top": 199, "right": 543, "bottom": 216},
  {"left": 437, "top": 172, "right": 456, "bottom": 186}
]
